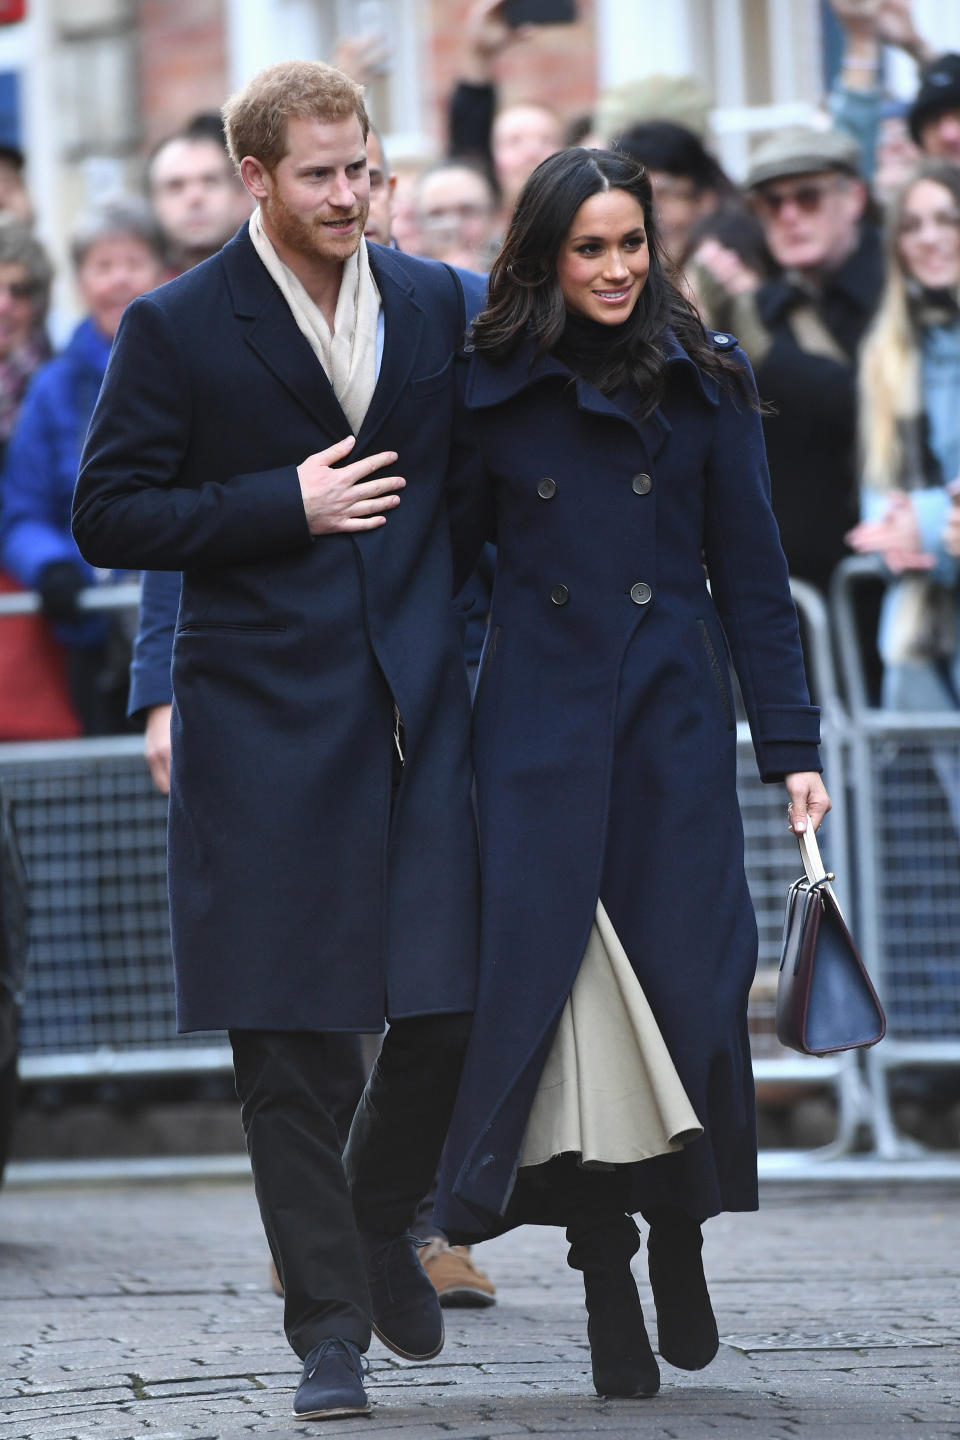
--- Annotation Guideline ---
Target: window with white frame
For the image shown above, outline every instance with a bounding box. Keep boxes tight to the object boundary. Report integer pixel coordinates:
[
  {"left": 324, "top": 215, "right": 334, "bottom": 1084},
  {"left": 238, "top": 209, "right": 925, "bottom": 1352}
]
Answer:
[
  {"left": 596, "top": 0, "right": 824, "bottom": 181},
  {"left": 225, "top": 0, "right": 426, "bottom": 152}
]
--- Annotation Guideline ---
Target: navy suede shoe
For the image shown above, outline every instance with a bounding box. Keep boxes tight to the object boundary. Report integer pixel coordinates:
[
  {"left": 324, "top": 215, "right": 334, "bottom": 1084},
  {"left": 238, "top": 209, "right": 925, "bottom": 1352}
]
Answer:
[
  {"left": 362, "top": 1231, "right": 444, "bottom": 1361},
  {"left": 292, "top": 1338, "right": 371, "bottom": 1420}
]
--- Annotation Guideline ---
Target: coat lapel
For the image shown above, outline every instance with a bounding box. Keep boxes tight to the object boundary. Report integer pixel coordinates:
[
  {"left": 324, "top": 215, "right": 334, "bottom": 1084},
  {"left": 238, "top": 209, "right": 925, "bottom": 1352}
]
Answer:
[
  {"left": 573, "top": 377, "right": 672, "bottom": 462},
  {"left": 356, "top": 246, "right": 424, "bottom": 448},
  {"left": 247, "top": 291, "right": 353, "bottom": 437},
  {"left": 466, "top": 338, "right": 673, "bottom": 461},
  {"left": 221, "top": 225, "right": 352, "bottom": 438},
  {"left": 465, "top": 325, "right": 721, "bottom": 465}
]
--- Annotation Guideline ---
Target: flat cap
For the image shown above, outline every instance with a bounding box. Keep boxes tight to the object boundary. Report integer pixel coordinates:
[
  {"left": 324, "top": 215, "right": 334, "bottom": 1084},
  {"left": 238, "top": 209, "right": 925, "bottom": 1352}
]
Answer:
[{"left": 745, "top": 126, "right": 862, "bottom": 190}]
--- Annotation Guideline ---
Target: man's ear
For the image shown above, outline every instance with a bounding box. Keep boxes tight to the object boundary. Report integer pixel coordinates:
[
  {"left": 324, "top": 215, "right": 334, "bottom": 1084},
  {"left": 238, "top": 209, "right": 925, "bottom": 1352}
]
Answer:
[
  {"left": 240, "top": 155, "right": 270, "bottom": 201},
  {"left": 847, "top": 177, "right": 868, "bottom": 223}
]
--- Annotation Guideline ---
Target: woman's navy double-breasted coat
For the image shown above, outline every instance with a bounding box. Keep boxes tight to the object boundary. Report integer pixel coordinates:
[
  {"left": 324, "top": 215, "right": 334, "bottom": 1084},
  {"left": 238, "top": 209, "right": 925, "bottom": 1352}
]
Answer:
[
  {"left": 72, "top": 230, "right": 484, "bottom": 1034},
  {"left": 435, "top": 330, "right": 822, "bottom": 1236}
]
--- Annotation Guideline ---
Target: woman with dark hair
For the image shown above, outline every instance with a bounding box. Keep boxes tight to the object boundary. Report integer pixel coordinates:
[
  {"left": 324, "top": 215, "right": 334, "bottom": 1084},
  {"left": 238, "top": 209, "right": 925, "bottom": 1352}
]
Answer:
[{"left": 435, "top": 148, "right": 829, "bottom": 1400}]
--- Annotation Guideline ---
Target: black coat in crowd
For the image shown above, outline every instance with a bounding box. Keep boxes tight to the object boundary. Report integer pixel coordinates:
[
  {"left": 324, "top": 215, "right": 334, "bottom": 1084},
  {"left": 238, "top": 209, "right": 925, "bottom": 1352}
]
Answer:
[{"left": 753, "top": 225, "right": 884, "bottom": 594}]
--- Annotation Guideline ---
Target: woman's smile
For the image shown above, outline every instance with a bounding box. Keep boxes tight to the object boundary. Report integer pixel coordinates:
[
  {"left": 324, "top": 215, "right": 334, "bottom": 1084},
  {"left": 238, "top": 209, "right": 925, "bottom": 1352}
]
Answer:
[{"left": 592, "top": 283, "right": 635, "bottom": 305}]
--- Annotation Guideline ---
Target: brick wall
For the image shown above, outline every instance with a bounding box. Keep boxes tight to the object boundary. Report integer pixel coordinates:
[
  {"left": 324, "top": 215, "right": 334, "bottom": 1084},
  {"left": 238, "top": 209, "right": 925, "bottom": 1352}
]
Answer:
[
  {"left": 136, "top": 0, "right": 230, "bottom": 150},
  {"left": 424, "top": 0, "right": 597, "bottom": 148},
  {"left": 134, "top": 0, "right": 596, "bottom": 155}
]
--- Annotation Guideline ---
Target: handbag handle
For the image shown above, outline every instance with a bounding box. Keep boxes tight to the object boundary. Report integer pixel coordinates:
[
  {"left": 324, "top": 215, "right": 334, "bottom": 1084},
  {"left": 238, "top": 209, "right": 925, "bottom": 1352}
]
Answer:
[{"left": 797, "top": 825, "right": 843, "bottom": 916}]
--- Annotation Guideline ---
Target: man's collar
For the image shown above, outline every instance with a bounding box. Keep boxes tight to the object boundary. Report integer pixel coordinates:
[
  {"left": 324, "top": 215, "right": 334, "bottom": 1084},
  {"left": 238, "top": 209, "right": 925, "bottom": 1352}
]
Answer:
[{"left": 763, "top": 224, "right": 882, "bottom": 316}]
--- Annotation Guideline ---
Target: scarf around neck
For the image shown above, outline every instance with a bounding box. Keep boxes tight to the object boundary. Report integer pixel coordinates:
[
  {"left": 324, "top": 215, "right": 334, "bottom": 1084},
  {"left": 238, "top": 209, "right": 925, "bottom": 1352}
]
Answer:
[
  {"left": 248, "top": 206, "right": 380, "bottom": 434},
  {"left": 907, "top": 278, "right": 960, "bottom": 332}
]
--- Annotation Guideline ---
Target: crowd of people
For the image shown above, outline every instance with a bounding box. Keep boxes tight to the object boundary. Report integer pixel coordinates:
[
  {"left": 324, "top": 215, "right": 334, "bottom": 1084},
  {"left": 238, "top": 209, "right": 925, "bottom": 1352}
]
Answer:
[
  {"left": 3, "top": 0, "right": 960, "bottom": 738},
  {"left": 5, "top": 0, "right": 960, "bottom": 1418},
  {"left": 0, "top": 116, "right": 250, "bottom": 738}
]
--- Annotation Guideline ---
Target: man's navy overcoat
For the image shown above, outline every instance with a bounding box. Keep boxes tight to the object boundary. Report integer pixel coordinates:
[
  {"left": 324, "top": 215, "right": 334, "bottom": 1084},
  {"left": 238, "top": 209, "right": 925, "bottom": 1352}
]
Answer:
[
  {"left": 435, "top": 332, "right": 822, "bottom": 1236},
  {"left": 72, "top": 228, "right": 483, "bottom": 1034}
]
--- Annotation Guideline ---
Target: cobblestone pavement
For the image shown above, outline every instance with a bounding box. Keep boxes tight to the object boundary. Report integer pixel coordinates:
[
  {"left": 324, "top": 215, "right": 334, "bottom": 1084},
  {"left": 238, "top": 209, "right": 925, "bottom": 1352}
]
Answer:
[{"left": 1, "top": 1178, "right": 958, "bottom": 1440}]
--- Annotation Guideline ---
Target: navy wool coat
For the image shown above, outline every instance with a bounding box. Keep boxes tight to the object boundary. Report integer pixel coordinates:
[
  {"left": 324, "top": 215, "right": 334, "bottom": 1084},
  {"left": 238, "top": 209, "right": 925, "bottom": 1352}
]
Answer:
[
  {"left": 72, "top": 228, "right": 484, "bottom": 1034},
  {"left": 434, "top": 330, "right": 821, "bottom": 1237}
]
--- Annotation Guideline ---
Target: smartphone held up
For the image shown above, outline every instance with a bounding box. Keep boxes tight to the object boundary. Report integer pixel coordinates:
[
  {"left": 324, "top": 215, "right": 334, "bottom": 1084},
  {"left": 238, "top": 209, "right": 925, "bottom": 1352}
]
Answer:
[{"left": 504, "top": 0, "right": 576, "bottom": 26}]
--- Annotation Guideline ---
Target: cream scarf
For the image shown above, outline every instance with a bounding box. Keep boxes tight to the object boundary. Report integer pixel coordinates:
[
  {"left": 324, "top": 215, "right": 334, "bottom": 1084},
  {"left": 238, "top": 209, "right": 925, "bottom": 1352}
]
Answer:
[{"left": 248, "top": 206, "right": 380, "bottom": 434}]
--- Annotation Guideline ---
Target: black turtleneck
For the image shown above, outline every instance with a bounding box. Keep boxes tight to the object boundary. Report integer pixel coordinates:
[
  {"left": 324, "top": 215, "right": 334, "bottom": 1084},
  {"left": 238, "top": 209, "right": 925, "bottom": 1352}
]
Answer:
[{"left": 551, "top": 308, "right": 638, "bottom": 395}]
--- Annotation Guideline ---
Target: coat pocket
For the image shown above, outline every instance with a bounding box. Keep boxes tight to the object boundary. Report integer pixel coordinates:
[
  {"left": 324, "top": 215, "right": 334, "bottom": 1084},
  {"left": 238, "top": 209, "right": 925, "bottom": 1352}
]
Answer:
[
  {"left": 472, "top": 623, "right": 502, "bottom": 708},
  {"left": 697, "top": 619, "right": 734, "bottom": 730},
  {"left": 176, "top": 622, "right": 287, "bottom": 636}
]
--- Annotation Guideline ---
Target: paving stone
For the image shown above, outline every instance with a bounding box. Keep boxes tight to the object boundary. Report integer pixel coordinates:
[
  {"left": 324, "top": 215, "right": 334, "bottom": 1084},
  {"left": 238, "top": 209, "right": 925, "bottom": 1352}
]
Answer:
[{"left": 1, "top": 1180, "right": 959, "bottom": 1437}]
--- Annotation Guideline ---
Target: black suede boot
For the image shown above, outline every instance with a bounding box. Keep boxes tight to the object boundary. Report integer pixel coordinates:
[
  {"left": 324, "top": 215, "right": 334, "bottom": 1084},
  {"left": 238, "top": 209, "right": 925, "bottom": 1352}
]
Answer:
[
  {"left": 645, "top": 1209, "right": 719, "bottom": 1370},
  {"left": 566, "top": 1214, "right": 660, "bottom": 1399}
]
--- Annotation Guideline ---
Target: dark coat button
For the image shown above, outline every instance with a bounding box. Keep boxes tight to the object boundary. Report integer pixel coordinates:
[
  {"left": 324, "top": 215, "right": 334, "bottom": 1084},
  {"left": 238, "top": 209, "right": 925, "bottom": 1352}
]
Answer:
[
  {"left": 537, "top": 477, "right": 557, "bottom": 499},
  {"left": 550, "top": 584, "right": 569, "bottom": 606},
  {"left": 631, "top": 472, "right": 652, "bottom": 495},
  {"left": 630, "top": 582, "right": 652, "bottom": 605}
]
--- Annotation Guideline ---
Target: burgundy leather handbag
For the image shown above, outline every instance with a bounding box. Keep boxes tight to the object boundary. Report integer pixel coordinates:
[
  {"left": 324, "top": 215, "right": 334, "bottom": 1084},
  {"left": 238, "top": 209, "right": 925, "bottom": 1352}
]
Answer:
[{"left": 776, "top": 829, "right": 885, "bottom": 1056}]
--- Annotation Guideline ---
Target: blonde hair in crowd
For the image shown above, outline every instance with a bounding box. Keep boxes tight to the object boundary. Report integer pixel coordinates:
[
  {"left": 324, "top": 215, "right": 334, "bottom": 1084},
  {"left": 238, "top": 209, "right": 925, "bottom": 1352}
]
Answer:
[
  {"left": 221, "top": 60, "right": 369, "bottom": 175},
  {"left": 859, "top": 160, "right": 960, "bottom": 491}
]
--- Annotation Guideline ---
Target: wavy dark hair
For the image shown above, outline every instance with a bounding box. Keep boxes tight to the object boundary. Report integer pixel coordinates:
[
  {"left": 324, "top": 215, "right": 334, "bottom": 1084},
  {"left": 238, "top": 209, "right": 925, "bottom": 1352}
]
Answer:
[{"left": 471, "top": 147, "right": 754, "bottom": 411}]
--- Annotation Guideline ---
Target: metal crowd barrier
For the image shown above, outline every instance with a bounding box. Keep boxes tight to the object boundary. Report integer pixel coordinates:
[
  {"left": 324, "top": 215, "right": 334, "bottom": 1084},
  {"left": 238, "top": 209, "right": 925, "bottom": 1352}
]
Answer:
[
  {"left": 832, "top": 558, "right": 960, "bottom": 1159},
  {"left": 2, "top": 737, "right": 230, "bottom": 1084},
  {"left": 740, "top": 579, "right": 867, "bottom": 1159},
  {"left": 0, "top": 577, "right": 874, "bottom": 1180},
  {"left": 0, "top": 583, "right": 230, "bottom": 1087}
]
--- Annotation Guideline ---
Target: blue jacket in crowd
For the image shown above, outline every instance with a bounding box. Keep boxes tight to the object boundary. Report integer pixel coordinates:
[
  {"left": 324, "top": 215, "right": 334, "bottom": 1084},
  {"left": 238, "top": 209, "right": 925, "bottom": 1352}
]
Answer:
[{"left": 0, "top": 317, "right": 114, "bottom": 644}]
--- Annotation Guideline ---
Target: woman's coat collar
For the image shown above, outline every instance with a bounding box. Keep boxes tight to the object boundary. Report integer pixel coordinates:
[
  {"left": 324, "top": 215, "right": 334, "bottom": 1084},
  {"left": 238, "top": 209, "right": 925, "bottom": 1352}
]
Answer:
[{"left": 462, "top": 325, "right": 721, "bottom": 414}]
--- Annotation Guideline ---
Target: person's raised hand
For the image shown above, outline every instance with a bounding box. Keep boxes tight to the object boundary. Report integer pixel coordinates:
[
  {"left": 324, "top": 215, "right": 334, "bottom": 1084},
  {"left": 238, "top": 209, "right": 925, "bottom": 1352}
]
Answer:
[
  {"left": 845, "top": 494, "right": 934, "bottom": 574},
  {"left": 827, "top": 0, "right": 881, "bottom": 37},
  {"left": 461, "top": 0, "right": 532, "bottom": 84},
  {"left": 876, "top": 0, "right": 935, "bottom": 64},
  {"left": 332, "top": 32, "right": 391, "bottom": 85},
  {"left": 297, "top": 435, "right": 405, "bottom": 535},
  {"left": 692, "top": 238, "right": 762, "bottom": 297}
]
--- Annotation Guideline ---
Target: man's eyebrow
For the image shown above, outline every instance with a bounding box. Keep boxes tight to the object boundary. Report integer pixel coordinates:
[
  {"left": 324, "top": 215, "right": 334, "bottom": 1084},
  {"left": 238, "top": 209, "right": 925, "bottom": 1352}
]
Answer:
[{"left": 294, "top": 154, "right": 367, "bottom": 173}]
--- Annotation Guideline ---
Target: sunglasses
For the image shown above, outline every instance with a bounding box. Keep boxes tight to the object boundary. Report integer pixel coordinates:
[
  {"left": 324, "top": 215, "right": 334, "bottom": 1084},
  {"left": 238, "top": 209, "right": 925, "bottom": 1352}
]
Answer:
[{"left": 752, "top": 178, "right": 844, "bottom": 218}]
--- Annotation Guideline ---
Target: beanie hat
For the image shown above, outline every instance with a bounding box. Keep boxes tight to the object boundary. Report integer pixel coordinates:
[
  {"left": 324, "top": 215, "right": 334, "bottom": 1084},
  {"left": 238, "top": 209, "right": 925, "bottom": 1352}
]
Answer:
[{"left": 909, "top": 54, "right": 960, "bottom": 145}]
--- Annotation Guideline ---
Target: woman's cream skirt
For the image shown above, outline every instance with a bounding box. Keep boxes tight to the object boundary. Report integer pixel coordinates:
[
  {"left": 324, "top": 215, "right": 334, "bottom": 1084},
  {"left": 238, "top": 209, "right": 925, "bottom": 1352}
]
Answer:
[{"left": 519, "top": 899, "right": 703, "bottom": 1169}]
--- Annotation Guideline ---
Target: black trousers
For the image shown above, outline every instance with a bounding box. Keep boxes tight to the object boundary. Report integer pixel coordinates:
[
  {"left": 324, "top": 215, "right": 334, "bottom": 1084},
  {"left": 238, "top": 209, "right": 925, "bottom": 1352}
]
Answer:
[{"left": 230, "top": 1012, "right": 471, "bottom": 1358}]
